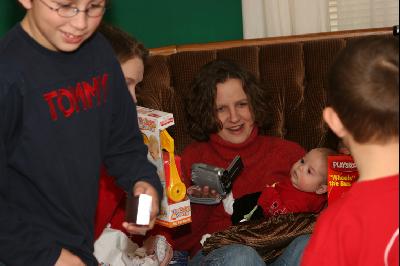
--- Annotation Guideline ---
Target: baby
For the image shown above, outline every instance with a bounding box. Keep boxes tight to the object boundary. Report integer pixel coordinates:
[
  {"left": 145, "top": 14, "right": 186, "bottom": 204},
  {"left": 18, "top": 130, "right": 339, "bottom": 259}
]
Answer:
[{"left": 231, "top": 147, "right": 336, "bottom": 224}]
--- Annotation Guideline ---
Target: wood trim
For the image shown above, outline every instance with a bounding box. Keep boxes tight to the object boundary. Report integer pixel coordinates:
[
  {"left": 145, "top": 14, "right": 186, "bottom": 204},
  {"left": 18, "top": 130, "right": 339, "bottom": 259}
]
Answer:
[{"left": 150, "top": 27, "right": 392, "bottom": 56}]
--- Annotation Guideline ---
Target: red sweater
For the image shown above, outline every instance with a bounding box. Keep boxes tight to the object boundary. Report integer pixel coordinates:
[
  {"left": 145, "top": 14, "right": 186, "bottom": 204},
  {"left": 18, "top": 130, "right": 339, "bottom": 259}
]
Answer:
[
  {"left": 302, "top": 175, "right": 399, "bottom": 266},
  {"left": 94, "top": 167, "right": 148, "bottom": 244},
  {"left": 257, "top": 179, "right": 326, "bottom": 217},
  {"left": 172, "top": 127, "right": 305, "bottom": 255},
  {"left": 94, "top": 166, "right": 126, "bottom": 239}
]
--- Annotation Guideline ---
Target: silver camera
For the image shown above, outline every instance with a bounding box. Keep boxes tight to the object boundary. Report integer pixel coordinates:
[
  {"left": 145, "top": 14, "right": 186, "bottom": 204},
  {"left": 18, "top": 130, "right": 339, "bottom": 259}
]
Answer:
[{"left": 191, "top": 155, "right": 243, "bottom": 196}]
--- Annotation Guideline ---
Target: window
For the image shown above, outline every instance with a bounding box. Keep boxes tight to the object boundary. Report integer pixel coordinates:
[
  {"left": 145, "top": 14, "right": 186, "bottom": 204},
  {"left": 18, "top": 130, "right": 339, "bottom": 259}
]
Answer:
[{"left": 328, "top": 0, "right": 399, "bottom": 31}]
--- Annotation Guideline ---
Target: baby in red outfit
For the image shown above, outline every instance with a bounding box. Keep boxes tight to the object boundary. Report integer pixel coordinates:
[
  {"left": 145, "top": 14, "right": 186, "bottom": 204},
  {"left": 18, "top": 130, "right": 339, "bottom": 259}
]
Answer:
[{"left": 231, "top": 147, "right": 336, "bottom": 224}]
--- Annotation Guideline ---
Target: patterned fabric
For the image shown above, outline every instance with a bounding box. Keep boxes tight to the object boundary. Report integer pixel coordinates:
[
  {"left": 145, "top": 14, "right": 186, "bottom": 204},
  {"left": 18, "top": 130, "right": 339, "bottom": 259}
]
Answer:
[{"left": 203, "top": 212, "right": 317, "bottom": 263}]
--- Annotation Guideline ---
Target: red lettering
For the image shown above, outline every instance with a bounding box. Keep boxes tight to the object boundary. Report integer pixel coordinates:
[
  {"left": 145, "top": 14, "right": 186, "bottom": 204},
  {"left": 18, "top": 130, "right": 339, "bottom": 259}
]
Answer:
[
  {"left": 57, "top": 88, "right": 75, "bottom": 118},
  {"left": 72, "top": 83, "right": 87, "bottom": 111},
  {"left": 43, "top": 91, "right": 58, "bottom": 121},
  {"left": 82, "top": 76, "right": 102, "bottom": 108},
  {"left": 43, "top": 73, "right": 109, "bottom": 121}
]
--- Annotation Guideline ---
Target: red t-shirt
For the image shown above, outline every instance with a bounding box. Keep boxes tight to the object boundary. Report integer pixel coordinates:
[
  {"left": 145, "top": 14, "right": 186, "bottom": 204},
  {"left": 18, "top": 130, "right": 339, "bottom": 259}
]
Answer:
[
  {"left": 94, "top": 167, "right": 147, "bottom": 244},
  {"left": 302, "top": 174, "right": 399, "bottom": 266},
  {"left": 94, "top": 166, "right": 126, "bottom": 239}
]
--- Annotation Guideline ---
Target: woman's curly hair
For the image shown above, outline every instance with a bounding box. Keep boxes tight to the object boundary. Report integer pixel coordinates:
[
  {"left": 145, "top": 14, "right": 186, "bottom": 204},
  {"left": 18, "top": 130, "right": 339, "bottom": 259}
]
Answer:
[{"left": 184, "top": 59, "right": 271, "bottom": 141}]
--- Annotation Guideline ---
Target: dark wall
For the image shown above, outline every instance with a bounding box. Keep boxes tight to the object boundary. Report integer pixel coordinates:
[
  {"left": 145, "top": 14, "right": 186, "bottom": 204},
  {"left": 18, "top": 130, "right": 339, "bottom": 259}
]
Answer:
[
  {"left": 0, "top": 1, "right": 24, "bottom": 36},
  {"left": 0, "top": 1, "right": 243, "bottom": 48}
]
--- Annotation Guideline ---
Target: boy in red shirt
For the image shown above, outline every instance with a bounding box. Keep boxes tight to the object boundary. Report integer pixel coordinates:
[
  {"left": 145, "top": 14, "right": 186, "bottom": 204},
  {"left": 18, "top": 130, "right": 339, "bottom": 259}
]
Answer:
[{"left": 302, "top": 36, "right": 399, "bottom": 265}]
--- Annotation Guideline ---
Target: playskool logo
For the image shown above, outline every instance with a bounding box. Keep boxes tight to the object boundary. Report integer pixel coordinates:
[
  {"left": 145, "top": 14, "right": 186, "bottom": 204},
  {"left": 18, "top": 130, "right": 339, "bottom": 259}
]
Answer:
[
  {"left": 160, "top": 117, "right": 174, "bottom": 127},
  {"left": 331, "top": 161, "right": 357, "bottom": 172},
  {"left": 43, "top": 74, "right": 108, "bottom": 121}
]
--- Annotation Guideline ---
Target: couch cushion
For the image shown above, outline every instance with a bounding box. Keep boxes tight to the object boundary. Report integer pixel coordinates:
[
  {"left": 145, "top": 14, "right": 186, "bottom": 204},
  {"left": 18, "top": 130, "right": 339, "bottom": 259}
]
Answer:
[{"left": 140, "top": 29, "right": 392, "bottom": 154}]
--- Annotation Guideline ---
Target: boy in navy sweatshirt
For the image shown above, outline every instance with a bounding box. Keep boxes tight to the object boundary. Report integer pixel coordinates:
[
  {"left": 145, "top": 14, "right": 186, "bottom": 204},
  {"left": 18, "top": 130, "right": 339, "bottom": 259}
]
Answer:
[{"left": 0, "top": 0, "right": 162, "bottom": 265}]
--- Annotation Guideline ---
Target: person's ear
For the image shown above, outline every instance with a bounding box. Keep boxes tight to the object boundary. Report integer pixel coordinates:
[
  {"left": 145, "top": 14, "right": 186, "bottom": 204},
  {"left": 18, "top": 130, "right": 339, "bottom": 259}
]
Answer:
[
  {"left": 316, "top": 184, "right": 327, "bottom": 194},
  {"left": 323, "top": 107, "right": 347, "bottom": 138},
  {"left": 18, "top": 0, "right": 33, "bottom": 10}
]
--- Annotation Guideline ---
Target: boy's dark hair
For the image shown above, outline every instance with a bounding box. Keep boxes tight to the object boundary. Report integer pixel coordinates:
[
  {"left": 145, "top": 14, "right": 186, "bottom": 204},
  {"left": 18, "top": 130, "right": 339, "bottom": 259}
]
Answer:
[
  {"left": 328, "top": 36, "right": 399, "bottom": 144},
  {"left": 98, "top": 22, "right": 149, "bottom": 64},
  {"left": 184, "top": 59, "right": 270, "bottom": 141}
]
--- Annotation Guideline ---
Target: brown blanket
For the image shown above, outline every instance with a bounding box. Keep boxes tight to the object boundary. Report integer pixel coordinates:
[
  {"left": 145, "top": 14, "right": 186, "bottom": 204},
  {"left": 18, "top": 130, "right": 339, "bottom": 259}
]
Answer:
[{"left": 203, "top": 213, "right": 317, "bottom": 263}]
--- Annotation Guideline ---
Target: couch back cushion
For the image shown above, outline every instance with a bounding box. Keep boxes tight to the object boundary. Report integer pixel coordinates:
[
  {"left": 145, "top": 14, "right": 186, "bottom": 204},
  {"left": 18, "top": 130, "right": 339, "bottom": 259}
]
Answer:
[{"left": 138, "top": 31, "right": 392, "bottom": 155}]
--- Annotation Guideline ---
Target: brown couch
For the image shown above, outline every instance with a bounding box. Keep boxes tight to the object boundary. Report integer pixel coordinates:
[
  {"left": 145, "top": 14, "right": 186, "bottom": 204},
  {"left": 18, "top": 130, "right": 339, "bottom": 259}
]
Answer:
[{"left": 137, "top": 27, "right": 393, "bottom": 155}]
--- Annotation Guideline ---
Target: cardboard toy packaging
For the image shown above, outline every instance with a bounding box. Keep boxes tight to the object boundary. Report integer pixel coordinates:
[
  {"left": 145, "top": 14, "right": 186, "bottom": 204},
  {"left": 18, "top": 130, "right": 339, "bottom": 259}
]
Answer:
[
  {"left": 327, "top": 155, "right": 359, "bottom": 205},
  {"left": 136, "top": 106, "right": 191, "bottom": 228}
]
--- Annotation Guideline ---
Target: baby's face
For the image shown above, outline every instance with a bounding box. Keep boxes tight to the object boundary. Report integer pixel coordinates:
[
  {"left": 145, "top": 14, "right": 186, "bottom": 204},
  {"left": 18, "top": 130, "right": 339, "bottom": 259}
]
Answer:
[{"left": 290, "top": 149, "right": 327, "bottom": 193}]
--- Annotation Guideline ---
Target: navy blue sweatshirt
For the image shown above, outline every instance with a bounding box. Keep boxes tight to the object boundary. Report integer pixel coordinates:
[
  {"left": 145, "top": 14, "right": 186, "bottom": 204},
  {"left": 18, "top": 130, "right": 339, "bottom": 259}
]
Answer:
[{"left": 0, "top": 24, "right": 163, "bottom": 265}]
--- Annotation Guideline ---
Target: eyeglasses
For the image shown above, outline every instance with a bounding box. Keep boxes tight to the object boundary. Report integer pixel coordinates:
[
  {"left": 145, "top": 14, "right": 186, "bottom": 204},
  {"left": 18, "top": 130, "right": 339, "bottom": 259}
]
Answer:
[{"left": 38, "top": 0, "right": 106, "bottom": 18}]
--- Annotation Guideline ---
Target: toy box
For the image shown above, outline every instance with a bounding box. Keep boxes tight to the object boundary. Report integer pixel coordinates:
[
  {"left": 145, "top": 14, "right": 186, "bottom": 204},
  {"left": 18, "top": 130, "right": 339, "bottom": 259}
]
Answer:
[
  {"left": 136, "top": 106, "right": 191, "bottom": 228},
  {"left": 327, "top": 155, "right": 359, "bottom": 205}
]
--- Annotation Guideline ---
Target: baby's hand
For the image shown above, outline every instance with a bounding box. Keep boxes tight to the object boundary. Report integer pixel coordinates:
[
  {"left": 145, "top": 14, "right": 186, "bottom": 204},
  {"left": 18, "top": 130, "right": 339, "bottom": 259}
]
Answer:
[{"left": 265, "top": 182, "right": 278, "bottom": 188}]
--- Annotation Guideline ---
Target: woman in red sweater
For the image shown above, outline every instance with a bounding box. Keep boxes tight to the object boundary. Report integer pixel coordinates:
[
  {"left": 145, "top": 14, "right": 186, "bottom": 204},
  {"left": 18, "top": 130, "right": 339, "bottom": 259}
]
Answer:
[{"left": 170, "top": 59, "right": 305, "bottom": 257}]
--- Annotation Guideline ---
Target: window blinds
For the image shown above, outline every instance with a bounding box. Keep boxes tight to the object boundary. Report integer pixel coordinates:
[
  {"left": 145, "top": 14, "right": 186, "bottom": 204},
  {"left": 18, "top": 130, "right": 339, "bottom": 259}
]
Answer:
[{"left": 328, "top": 0, "right": 399, "bottom": 31}]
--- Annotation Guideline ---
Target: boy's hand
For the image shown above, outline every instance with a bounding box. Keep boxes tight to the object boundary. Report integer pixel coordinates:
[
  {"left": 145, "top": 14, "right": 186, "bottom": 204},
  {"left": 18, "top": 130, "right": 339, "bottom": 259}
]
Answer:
[
  {"left": 123, "top": 181, "right": 160, "bottom": 235},
  {"left": 55, "top": 248, "right": 86, "bottom": 266}
]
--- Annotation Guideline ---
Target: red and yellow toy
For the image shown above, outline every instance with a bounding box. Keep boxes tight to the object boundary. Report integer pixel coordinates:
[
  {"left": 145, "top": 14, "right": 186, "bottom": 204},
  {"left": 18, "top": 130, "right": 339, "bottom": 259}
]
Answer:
[
  {"left": 137, "top": 106, "right": 191, "bottom": 228},
  {"left": 160, "top": 129, "right": 186, "bottom": 202}
]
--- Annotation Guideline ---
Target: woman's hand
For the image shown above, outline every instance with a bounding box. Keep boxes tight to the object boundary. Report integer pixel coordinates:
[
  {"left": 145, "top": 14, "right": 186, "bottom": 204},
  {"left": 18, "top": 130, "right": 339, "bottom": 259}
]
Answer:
[
  {"left": 122, "top": 181, "right": 160, "bottom": 235},
  {"left": 55, "top": 248, "right": 85, "bottom": 266},
  {"left": 187, "top": 185, "right": 220, "bottom": 199}
]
